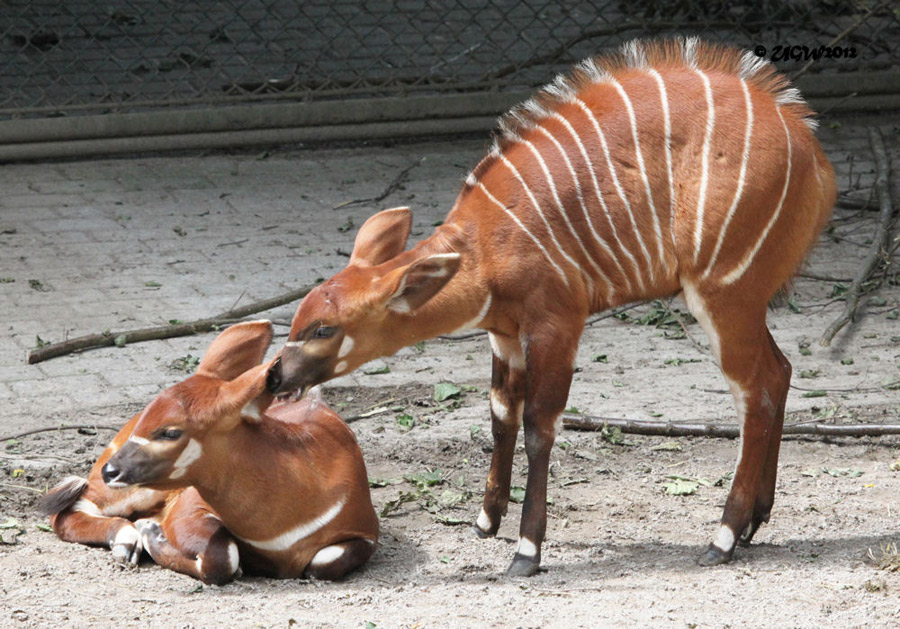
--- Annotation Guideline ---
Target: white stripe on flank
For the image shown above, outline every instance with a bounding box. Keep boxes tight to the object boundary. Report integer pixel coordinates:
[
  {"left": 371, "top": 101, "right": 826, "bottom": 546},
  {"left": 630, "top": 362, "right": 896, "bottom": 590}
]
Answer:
[
  {"left": 610, "top": 78, "right": 665, "bottom": 271},
  {"left": 497, "top": 153, "right": 586, "bottom": 283},
  {"left": 527, "top": 130, "right": 614, "bottom": 301},
  {"left": 573, "top": 97, "right": 650, "bottom": 292},
  {"left": 551, "top": 112, "right": 636, "bottom": 293},
  {"left": 703, "top": 78, "right": 754, "bottom": 280},
  {"left": 456, "top": 294, "right": 492, "bottom": 331},
  {"left": 476, "top": 182, "right": 569, "bottom": 285},
  {"left": 722, "top": 107, "right": 793, "bottom": 285},
  {"left": 647, "top": 69, "right": 676, "bottom": 250},
  {"left": 237, "top": 496, "right": 346, "bottom": 552},
  {"left": 692, "top": 68, "right": 716, "bottom": 264}
]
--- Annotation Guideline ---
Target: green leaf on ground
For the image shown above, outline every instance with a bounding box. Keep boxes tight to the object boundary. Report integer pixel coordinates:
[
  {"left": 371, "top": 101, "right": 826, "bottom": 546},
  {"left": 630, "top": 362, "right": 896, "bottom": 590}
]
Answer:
[
  {"left": 509, "top": 486, "right": 526, "bottom": 503},
  {"left": 663, "top": 477, "right": 699, "bottom": 496},
  {"left": 433, "top": 382, "right": 461, "bottom": 402},
  {"left": 363, "top": 364, "right": 390, "bottom": 375}
]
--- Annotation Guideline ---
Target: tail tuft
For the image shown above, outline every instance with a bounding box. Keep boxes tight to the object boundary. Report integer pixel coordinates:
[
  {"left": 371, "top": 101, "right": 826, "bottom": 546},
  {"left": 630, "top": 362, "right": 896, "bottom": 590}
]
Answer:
[{"left": 37, "top": 476, "right": 88, "bottom": 516}]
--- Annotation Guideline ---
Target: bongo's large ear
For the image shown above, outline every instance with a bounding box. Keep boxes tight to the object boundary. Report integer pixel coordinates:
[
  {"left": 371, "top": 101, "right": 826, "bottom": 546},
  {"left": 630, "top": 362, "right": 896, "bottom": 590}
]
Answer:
[
  {"left": 195, "top": 320, "right": 273, "bottom": 381},
  {"left": 349, "top": 207, "right": 412, "bottom": 267}
]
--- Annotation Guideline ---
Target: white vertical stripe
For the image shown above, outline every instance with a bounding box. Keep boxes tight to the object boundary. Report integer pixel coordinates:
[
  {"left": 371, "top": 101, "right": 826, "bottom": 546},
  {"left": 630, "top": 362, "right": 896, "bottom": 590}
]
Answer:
[
  {"left": 573, "top": 97, "right": 650, "bottom": 292},
  {"left": 692, "top": 69, "right": 716, "bottom": 264},
  {"left": 610, "top": 78, "right": 665, "bottom": 274},
  {"left": 551, "top": 113, "right": 637, "bottom": 293},
  {"left": 647, "top": 69, "right": 676, "bottom": 250},
  {"left": 527, "top": 129, "right": 615, "bottom": 301},
  {"left": 721, "top": 107, "right": 793, "bottom": 285},
  {"left": 497, "top": 153, "right": 587, "bottom": 285},
  {"left": 476, "top": 182, "right": 569, "bottom": 285},
  {"left": 703, "top": 79, "right": 754, "bottom": 280}
]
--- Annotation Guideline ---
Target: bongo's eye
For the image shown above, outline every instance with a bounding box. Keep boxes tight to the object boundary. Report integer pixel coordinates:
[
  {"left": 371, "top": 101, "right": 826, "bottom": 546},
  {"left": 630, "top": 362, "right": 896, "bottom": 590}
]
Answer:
[
  {"left": 155, "top": 428, "right": 183, "bottom": 441},
  {"left": 313, "top": 326, "right": 336, "bottom": 339}
]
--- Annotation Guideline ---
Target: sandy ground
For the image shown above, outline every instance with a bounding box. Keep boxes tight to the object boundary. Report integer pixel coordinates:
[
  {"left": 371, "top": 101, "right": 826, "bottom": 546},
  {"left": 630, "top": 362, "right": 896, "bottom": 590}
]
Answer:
[{"left": 1, "top": 117, "right": 899, "bottom": 627}]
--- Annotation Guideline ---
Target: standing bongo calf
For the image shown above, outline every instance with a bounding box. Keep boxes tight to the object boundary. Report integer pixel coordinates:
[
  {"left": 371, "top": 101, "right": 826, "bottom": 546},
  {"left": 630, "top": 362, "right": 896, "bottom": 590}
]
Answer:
[
  {"left": 42, "top": 321, "right": 378, "bottom": 582},
  {"left": 267, "top": 38, "right": 836, "bottom": 576}
]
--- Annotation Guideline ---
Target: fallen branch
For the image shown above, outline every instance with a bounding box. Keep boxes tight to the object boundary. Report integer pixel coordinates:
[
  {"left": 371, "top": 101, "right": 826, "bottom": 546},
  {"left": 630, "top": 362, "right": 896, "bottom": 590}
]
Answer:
[
  {"left": 27, "top": 283, "right": 317, "bottom": 364},
  {"left": 820, "top": 127, "right": 896, "bottom": 347},
  {"left": 0, "top": 424, "right": 122, "bottom": 442},
  {"left": 562, "top": 414, "right": 900, "bottom": 438},
  {"left": 332, "top": 159, "right": 423, "bottom": 210}
]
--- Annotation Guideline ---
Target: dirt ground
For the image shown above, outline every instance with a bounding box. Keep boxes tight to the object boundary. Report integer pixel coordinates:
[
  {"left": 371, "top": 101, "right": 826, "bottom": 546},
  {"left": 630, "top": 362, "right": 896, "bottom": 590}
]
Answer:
[{"left": 1, "top": 118, "right": 899, "bottom": 627}]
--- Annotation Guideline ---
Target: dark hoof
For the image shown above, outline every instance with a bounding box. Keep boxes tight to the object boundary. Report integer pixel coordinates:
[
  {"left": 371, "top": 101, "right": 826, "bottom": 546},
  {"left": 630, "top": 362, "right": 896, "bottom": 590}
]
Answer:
[
  {"left": 472, "top": 524, "right": 494, "bottom": 539},
  {"left": 506, "top": 554, "right": 540, "bottom": 577},
  {"left": 698, "top": 544, "right": 732, "bottom": 567}
]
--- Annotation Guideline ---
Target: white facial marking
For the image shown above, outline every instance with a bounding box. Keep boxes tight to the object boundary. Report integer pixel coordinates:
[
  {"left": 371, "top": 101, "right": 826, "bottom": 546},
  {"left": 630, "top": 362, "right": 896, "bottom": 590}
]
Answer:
[
  {"left": 284, "top": 341, "right": 305, "bottom": 348},
  {"left": 477, "top": 182, "right": 569, "bottom": 286},
  {"left": 609, "top": 77, "right": 665, "bottom": 271},
  {"left": 236, "top": 496, "right": 346, "bottom": 552},
  {"left": 169, "top": 438, "right": 202, "bottom": 480},
  {"left": 337, "top": 335, "right": 355, "bottom": 359},
  {"left": 241, "top": 398, "right": 263, "bottom": 422},
  {"left": 516, "top": 537, "right": 538, "bottom": 558},
  {"left": 73, "top": 498, "right": 102, "bottom": 518},
  {"left": 703, "top": 78, "right": 754, "bottom": 280},
  {"left": 722, "top": 107, "right": 792, "bottom": 285},
  {"left": 476, "top": 508, "right": 492, "bottom": 532},
  {"left": 573, "top": 96, "right": 650, "bottom": 292},
  {"left": 713, "top": 524, "right": 735, "bottom": 552},
  {"left": 310, "top": 544, "right": 346, "bottom": 567},
  {"left": 128, "top": 436, "right": 150, "bottom": 446},
  {"left": 334, "top": 360, "right": 348, "bottom": 375},
  {"left": 692, "top": 68, "right": 716, "bottom": 264}
]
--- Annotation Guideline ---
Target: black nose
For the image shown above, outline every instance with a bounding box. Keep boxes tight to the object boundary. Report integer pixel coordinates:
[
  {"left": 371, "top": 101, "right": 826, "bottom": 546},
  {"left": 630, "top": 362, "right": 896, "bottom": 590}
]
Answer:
[
  {"left": 266, "top": 357, "right": 283, "bottom": 393},
  {"left": 101, "top": 462, "right": 124, "bottom": 486}
]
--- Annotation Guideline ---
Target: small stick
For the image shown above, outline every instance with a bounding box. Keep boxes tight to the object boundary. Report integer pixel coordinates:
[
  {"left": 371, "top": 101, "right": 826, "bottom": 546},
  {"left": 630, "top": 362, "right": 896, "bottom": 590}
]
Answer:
[
  {"left": 0, "top": 424, "right": 122, "bottom": 442},
  {"left": 332, "top": 159, "right": 423, "bottom": 210},
  {"left": 820, "top": 127, "right": 895, "bottom": 347},
  {"left": 27, "top": 283, "right": 318, "bottom": 364},
  {"left": 562, "top": 414, "right": 900, "bottom": 438}
]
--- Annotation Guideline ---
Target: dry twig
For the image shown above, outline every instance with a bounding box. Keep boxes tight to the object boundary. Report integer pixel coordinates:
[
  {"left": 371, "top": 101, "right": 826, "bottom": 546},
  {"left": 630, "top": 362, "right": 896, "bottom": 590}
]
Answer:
[
  {"left": 820, "top": 127, "right": 896, "bottom": 346},
  {"left": 26, "top": 283, "right": 317, "bottom": 364},
  {"left": 562, "top": 414, "right": 900, "bottom": 438},
  {"left": 332, "top": 159, "right": 423, "bottom": 210}
]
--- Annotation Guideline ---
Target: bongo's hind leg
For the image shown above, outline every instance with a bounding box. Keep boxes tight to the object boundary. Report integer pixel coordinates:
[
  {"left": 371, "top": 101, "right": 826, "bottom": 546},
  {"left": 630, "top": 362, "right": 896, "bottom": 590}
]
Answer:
[
  {"left": 683, "top": 285, "right": 791, "bottom": 565},
  {"left": 305, "top": 539, "right": 376, "bottom": 580}
]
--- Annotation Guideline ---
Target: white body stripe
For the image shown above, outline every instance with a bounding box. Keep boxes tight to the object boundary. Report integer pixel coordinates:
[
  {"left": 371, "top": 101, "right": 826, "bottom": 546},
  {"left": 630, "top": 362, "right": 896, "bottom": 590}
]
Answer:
[
  {"left": 498, "top": 152, "right": 588, "bottom": 287},
  {"left": 610, "top": 78, "right": 665, "bottom": 271},
  {"left": 703, "top": 79, "right": 754, "bottom": 279},
  {"left": 537, "top": 124, "right": 624, "bottom": 300},
  {"left": 647, "top": 69, "right": 676, "bottom": 249},
  {"left": 237, "top": 496, "right": 346, "bottom": 552},
  {"left": 456, "top": 294, "right": 492, "bottom": 331},
  {"left": 573, "top": 97, "right": 650, "bottom": 291},
  {"left": 524, "top": 133, "right": 611, "bottom": 298},
  {"left": 722, "top": 107, "right": 793, "bottom": 285},
  {"left": 476, "top": 182, "right": 569, "bottom": 285},
  {"left": 551, "top": 112, "right": 637, "bottom": 292},
  {"left": 692, "top": 69, "right": 716, "bottom": 264}
]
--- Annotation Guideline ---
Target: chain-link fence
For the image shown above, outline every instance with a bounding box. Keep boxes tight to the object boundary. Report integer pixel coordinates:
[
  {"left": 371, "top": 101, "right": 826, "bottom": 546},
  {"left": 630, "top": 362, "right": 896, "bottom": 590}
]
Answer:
[
  {"left": 3, "top": 0, "right": 898, "bottom": 116},
  {"left": 0, "top": 1, "right": 897, "bottom": 156}
]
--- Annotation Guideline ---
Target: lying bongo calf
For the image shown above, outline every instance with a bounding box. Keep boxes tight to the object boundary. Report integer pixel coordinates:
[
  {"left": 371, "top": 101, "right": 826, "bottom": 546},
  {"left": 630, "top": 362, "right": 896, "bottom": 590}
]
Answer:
[{"left": 40, "top": 320, "right": 378, "bottom": 583}]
